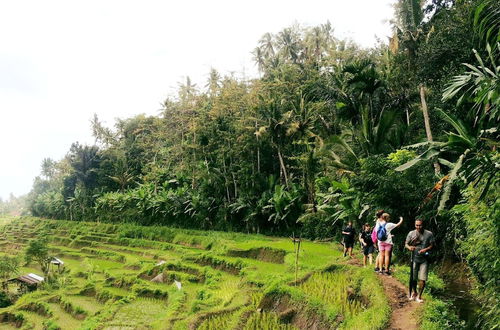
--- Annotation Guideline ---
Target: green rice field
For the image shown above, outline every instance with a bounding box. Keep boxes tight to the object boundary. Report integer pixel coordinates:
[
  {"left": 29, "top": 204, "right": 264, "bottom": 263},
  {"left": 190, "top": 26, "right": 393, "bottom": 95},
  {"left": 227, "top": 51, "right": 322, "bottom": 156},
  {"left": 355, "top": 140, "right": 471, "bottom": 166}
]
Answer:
[{"left": 0, "top": 217, "right": 390, "bottom": 329}]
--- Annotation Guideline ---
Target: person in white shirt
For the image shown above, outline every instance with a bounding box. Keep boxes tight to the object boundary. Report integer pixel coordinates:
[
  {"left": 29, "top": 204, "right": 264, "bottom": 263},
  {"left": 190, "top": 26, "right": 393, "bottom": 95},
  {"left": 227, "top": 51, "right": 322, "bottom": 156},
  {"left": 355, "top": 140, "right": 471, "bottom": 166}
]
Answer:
[{"left": 374, "top": 213, "right": 403, "bottom": 275}]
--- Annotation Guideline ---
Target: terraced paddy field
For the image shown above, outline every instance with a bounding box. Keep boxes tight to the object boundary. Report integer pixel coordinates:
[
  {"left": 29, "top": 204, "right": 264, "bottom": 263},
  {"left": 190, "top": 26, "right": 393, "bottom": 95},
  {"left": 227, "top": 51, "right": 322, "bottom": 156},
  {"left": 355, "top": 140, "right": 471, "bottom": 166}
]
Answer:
[{"left": 0, "top": 217, "right": 390, "bottom": 329}]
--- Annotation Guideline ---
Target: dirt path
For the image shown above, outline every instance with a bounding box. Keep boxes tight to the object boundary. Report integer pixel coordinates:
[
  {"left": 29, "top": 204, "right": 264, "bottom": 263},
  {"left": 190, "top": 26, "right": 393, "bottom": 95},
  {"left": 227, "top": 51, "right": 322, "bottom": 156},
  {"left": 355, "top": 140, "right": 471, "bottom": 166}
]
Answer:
[
  {"left": 379, "top": 271, "right": 419, "bottom": 330},
  {"left": 345, "top": 256, "right": 420, "bottom": 330}
]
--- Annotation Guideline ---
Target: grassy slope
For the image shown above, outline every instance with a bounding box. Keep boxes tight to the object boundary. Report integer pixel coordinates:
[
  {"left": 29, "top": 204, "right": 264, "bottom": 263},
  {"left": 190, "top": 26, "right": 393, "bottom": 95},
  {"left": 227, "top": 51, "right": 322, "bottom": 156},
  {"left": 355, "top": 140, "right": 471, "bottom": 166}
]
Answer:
[{"left": 0, "top": 217, "right": 391, "bottom": 329}]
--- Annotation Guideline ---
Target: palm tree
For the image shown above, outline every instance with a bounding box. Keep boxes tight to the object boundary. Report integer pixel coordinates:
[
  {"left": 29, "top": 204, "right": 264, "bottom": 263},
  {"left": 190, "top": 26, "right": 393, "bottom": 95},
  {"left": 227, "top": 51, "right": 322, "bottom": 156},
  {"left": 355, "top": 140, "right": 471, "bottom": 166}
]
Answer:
[
  {"left": 277, "top": 27, "right": 301, "bottom": 64},
  {"left": 41, "top": 158, "right": 56, "bottom": 180},
  {"left": 178, "top": 76, "right": 197, "bottom": 104},
  {"left": 259, "top": 32, "right": 275, "bottom": 58},
  {"left": 252, "top": 46, "right": 266, "bottom": 73},
  {"left": 205, "top": 68, "right": 221, "bottom": 97},
  {"left": 335, "top": 60, "right": 400, "bottom": 156}
]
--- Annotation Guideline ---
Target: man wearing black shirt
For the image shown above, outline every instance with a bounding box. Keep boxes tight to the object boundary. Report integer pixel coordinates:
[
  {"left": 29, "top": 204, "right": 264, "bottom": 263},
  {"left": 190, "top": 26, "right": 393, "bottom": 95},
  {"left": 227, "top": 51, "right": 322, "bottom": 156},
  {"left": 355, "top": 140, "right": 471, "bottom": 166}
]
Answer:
[{"left": 342, "top": 221, "right": 356, "bottom": 257}]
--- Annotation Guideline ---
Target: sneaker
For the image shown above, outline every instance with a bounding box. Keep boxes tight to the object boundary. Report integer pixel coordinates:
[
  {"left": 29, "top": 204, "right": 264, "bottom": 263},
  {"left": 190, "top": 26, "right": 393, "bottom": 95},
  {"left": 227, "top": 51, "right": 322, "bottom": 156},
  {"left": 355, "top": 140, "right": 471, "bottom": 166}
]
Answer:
[
  {"left": 374, "top": 267, "right": 380, "bottom": 272},
  {"left": 416, "top": 297, "right": 424, "bottom": 303},
  {"left": 408, "top": 295, "right": 415, "bottom": 301},
  {"left": 385, "top": 271, "right": 391, "bottom": 276}
]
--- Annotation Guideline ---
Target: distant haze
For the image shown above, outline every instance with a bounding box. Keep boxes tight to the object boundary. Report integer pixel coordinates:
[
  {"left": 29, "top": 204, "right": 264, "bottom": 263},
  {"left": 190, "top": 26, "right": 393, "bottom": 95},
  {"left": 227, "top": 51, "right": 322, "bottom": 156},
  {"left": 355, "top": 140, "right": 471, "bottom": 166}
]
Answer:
[{"left": 0, "top": 0, "right": 396, "bottom": 200}]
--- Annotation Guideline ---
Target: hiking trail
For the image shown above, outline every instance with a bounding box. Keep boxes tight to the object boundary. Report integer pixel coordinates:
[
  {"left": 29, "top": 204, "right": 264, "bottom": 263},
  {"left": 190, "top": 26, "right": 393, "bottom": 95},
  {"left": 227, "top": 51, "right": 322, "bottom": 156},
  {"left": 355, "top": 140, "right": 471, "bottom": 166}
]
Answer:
[{"left": 345, "top": 255, "right": 420, "bottom": 330}]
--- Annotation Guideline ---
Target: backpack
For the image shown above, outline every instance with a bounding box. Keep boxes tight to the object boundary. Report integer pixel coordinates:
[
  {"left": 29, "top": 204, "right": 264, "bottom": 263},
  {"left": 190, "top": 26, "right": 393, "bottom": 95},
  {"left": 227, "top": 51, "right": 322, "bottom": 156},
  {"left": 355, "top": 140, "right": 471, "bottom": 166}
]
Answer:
[
  {"left": 377, "top": 223, "right": 388, "bottom": 241},
  {"left": 371, "top": 227, "right": 378, "bottom": 244}
]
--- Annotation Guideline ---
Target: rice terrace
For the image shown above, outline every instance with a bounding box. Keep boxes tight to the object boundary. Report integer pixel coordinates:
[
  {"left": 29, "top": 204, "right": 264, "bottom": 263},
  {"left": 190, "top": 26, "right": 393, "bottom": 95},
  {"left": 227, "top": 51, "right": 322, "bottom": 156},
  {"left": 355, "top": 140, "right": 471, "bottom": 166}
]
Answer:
[
  {"left": 0, "top": 216, "right": 459, "bottom": 329},
  {"left": 0, "top": 216, "right": 387, "bottom": 329}
]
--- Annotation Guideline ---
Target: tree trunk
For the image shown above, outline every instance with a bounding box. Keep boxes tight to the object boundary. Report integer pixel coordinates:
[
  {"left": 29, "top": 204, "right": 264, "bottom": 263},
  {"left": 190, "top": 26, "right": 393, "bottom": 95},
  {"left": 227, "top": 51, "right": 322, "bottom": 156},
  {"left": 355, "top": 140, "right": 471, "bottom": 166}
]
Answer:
[
  {"left": 419, "top": 84, "right": 441, "bottom": 175},
  {"left": 192, "top": 127, "right": 196, "bottom": 189},
  {"left": 277, "top": 148, "right": 289, "bottom": 187},
  {"left": 222, "top": 159, "right": 231, "bottom": 202},
  {"left": 232, "top": 172, "right": 238, "bottom": 199},
  {"left": 255, "top": 121, "right": 261, "bottom": 174}
]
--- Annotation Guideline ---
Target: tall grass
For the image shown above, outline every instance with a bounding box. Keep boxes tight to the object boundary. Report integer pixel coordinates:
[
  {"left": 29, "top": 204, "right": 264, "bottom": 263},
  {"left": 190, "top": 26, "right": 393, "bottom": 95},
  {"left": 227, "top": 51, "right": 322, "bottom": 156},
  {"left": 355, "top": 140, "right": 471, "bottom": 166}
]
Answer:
[
  {"left": 339, "top": 268, "right": 390, "bottom": 329},
  {"left": 198, "top": 312, "right": 233, "bottom": 330},
  {"left": 244, "top": 312, "right": 297, "bottom": 330},
  {"left": 300, "top": 271, "right": 364, "bottom": 319}
]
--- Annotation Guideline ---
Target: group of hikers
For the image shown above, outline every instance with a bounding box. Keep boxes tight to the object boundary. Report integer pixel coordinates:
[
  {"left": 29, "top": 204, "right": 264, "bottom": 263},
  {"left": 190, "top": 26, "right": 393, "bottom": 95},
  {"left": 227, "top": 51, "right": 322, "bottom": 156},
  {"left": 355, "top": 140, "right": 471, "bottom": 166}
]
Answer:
[{"left": 341, "top": 210, "right": 435, "bottom": 303}]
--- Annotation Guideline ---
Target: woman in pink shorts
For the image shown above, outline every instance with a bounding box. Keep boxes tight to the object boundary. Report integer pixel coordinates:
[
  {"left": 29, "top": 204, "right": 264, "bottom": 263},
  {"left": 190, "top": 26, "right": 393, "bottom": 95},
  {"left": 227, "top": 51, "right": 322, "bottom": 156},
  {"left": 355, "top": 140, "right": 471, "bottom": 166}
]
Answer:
[{"left": 375, "top": 213, "right": 403, "bottom": 275}]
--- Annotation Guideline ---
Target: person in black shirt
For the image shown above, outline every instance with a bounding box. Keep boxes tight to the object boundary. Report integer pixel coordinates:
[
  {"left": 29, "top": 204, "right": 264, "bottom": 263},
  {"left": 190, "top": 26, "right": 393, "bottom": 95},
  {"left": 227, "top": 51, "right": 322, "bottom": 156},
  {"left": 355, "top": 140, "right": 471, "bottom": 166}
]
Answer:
[
  {"left": 359, "top": 223, "right": 375, "bottom": 266},
  {"left": 342, "top": 221, "right": 356, "bottom": 257}
]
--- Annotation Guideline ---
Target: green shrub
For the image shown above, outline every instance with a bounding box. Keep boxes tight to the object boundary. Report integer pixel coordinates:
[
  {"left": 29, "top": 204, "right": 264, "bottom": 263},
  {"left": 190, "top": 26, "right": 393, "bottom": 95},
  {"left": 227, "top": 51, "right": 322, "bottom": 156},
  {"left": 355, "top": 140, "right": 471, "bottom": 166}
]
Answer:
[
  {"left": 451, "top": 183, "right": 500, "bottom": 329},
  {"left": 0, "top": 291, "right": 12, "bottom": 308},
  {"left": 420, "top": 297, "right": 465, "bottom": 329}
]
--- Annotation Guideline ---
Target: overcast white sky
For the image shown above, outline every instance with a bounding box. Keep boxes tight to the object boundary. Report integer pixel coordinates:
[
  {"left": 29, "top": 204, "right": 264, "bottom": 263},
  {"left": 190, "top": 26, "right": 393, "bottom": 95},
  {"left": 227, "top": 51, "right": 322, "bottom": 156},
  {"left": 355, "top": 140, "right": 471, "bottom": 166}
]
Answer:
[{"left": 0, "top": 0, "right": 396, "bottom": 200}]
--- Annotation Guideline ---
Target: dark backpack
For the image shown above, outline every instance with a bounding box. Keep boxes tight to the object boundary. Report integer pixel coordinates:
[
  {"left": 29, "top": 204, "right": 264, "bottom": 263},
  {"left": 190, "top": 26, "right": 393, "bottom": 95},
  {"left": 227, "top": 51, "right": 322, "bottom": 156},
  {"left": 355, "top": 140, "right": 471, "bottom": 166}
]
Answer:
[{"left": 377, "top": 223, "right": 387, "bottom": 241}]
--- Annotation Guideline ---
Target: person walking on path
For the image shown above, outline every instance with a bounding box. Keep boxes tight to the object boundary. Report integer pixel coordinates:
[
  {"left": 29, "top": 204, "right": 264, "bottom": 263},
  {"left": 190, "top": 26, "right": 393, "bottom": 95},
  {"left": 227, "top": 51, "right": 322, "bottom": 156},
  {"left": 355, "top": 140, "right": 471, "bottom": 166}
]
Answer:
[
  {"left": 359, "top": 223, "right": 375, "bottom": 266},
  {"left": 375, "top": 213, "right": 403, "bottom": 275},
  {"left": 342, "top": 221, "right": 356, "bottom": 257},
  {"left": 373, "top": 210, "right": 384, "bottom": 272},
  {"left": 405, "top": 219, "right": 435, "bottom": 303}
]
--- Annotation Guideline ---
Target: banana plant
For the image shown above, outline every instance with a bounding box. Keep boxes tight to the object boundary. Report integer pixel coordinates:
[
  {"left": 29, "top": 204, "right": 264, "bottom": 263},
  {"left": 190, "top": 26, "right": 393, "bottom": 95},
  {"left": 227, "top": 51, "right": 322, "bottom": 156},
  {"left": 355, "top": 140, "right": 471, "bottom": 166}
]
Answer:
[{"left": 397, "top": 43, "right": 499, "bottom": 208}]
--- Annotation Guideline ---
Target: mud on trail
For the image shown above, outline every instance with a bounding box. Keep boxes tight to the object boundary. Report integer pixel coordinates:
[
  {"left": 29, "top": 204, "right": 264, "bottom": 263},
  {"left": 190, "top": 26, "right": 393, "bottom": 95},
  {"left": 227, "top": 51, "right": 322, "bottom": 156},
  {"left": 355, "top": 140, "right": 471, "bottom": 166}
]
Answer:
[{"left": 345, "top": 256, "right": 420, "bottom": 330}]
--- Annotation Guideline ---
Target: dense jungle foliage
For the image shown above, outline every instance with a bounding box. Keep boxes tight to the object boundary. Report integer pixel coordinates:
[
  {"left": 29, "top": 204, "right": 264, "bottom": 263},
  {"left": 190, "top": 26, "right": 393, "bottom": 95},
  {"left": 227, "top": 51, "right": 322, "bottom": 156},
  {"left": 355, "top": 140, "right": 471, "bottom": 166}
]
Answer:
[{"left": 20, "top": 0, "right": 498, "bottom": 328}]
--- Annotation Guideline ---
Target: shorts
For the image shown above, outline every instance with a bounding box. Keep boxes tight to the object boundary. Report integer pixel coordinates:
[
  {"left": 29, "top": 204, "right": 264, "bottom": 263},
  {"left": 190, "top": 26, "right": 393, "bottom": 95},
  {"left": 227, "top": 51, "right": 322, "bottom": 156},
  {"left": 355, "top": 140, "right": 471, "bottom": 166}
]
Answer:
[
  {"left": 363, "top": 245, "right": 375, "bottom": 256},
  {"left": 344, "top": 241, "right": 354, "bottom": 248},
  {"left": 378, "top": 241, "right": 393, "bottom": 252},
  {"left": 412, "top": 261, "right": 429, "bottom": 281}
]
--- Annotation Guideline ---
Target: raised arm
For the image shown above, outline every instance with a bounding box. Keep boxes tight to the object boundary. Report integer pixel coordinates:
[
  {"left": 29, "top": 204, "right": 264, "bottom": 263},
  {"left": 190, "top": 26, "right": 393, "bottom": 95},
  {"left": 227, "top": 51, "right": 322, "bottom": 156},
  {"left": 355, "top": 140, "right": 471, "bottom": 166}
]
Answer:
[{"left": 394, "top": 216, "right": 404, "bottom": 228}]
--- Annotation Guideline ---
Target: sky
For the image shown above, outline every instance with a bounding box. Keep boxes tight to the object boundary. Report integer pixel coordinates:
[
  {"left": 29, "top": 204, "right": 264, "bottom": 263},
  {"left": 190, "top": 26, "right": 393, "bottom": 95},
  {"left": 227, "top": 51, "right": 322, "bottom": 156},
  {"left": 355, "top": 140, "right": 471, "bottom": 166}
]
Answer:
[{"left": 0, "top": 0, "right": 396, "bottom": 200}]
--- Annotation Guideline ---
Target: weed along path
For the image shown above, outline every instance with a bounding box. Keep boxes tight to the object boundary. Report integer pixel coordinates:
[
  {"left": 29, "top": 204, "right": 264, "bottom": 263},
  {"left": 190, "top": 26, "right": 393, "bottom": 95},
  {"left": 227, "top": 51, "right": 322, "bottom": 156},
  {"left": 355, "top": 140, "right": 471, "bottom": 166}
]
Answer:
[{"left": 345, "top": 256, "right": 419, "bottom": 330}]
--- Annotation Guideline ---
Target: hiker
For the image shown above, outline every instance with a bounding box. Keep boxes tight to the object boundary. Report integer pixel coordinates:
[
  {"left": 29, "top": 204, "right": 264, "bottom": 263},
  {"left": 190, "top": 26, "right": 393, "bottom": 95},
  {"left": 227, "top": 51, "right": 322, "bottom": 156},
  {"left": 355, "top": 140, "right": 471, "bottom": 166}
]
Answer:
[
  {"left": 375, "top": 213, "right": 403, "bottom": 275},
  {"left": 342, "top": 221, "right": 356, "bottom": 257},
  {"left": 373, "top": 210, "right": 384, "bottom": 272},
  {"left": 359, "top": 223, "right": 374, "bottom": 266},
  {"left": 405, "top": 219, "right": 435, "bottom": 303}
]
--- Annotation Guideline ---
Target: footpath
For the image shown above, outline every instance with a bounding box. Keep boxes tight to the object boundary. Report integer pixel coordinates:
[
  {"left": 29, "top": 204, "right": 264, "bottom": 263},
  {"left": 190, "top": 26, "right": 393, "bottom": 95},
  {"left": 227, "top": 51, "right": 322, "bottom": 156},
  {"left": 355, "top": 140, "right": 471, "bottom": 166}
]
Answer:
[{"left": 346, "top": 256, "right": 419, "bottom": 330}]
